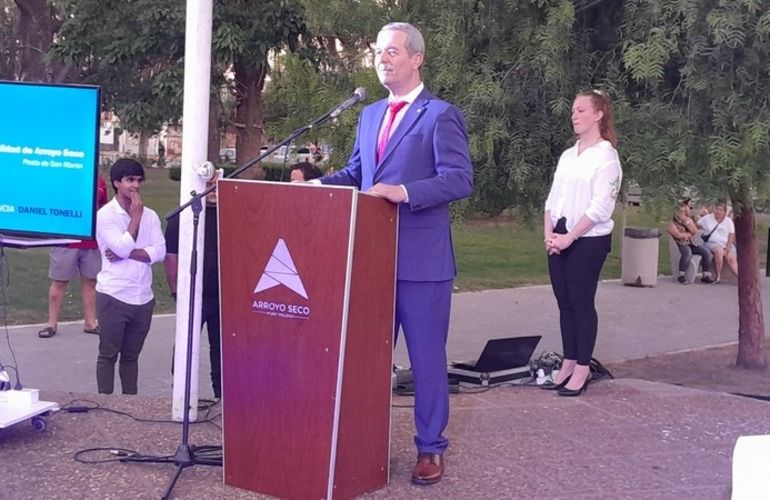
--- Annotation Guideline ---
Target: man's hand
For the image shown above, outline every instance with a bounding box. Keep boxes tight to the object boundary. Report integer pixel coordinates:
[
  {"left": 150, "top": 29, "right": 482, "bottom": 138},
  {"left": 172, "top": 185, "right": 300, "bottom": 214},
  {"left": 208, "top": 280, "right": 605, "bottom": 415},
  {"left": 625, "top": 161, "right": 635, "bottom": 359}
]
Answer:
[
  {"left": 129, "top": 192, "right": 144, "bottom": 219},
  {"left": 105, "top": 249, "right": 123, "bottom": 262},
  {"left": 367, "top": 183, "right": 406, "bottom": 203}
]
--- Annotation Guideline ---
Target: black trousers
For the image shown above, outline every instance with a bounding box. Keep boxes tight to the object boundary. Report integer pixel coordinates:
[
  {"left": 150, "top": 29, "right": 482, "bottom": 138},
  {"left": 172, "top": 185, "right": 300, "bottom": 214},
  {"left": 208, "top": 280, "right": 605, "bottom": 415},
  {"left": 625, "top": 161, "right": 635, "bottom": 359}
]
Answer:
[
  {"left": 96, "top": 292, "right": 155, "bottom": 394},
  {"left": 547, "top": 233, "right": 611, "bottom": 365},
  {"left": 202, "top": 297, "right": 221, "bottom": 398},
  {"left": 170, "top": 296, "right": 222, "bottom": 399}
]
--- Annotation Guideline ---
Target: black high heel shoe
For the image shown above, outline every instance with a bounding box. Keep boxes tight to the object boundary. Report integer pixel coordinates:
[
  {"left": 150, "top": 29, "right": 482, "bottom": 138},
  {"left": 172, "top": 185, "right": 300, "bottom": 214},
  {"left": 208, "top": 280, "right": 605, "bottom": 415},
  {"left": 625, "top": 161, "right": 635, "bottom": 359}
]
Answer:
[
  {"left": 557, "top": 375, "right": 592, "bottom": 397},
  {"left": 540, "top": 375, "right": 571, "bottom": 391}
]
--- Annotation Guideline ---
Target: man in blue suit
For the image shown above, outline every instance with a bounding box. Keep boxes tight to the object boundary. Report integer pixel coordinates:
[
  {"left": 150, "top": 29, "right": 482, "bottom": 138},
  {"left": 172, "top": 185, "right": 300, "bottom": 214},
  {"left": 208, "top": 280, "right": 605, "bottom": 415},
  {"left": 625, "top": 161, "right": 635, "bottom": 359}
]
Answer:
[{"left": 319, "top": 22, "right": 473, "bottom": 485}]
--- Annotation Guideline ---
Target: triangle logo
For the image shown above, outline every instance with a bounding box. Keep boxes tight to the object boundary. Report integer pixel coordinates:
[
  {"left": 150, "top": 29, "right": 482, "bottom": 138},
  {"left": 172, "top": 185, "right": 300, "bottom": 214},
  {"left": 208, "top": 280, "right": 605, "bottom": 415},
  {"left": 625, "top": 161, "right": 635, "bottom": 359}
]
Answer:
[{"left": 254, "top": 239, "right": 308, "bottom": 299}]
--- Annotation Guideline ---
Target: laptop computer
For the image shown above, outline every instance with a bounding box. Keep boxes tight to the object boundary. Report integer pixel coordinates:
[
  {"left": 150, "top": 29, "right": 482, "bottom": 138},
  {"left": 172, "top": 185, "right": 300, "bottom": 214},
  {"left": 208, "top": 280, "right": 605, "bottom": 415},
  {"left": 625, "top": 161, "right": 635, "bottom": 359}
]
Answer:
[{"left": 448, "top": 335, "right": 542, "bottom": 386}]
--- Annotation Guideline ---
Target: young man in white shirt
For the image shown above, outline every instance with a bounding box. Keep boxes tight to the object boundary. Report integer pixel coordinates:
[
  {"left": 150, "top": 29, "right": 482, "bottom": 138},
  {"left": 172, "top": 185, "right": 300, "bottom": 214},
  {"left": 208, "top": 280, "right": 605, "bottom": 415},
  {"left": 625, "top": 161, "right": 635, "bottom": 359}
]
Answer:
[{"left": 95, "top": 158, "right": 166, "bottom": 394}]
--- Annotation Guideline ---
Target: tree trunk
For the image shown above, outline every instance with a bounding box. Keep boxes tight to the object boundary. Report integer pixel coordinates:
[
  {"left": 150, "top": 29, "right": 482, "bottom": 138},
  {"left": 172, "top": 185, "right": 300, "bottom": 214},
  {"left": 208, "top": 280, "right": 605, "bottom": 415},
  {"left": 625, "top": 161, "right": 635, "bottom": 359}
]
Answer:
[
  {"left": 138, "top": 132, "right": 149, "bottom": 158},
  {"left": 208, "top": 94, "right": 221, "bottom": 164},
  {"left": 13, "top": 0, "right": 57, "bottom": 81},
  {"left": 232, "top": 60, "right": 266, "bottom": 180},
  {"left": 733, "top": 204, "right": 767, "bottom": 369}
]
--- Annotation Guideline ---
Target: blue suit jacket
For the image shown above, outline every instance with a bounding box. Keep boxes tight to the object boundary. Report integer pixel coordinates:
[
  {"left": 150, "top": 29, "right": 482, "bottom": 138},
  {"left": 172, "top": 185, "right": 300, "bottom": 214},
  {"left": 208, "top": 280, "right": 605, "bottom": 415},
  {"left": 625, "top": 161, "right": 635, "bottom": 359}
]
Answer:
[{"left": 321, "top": 87, "right": 474, "bottom": 281}]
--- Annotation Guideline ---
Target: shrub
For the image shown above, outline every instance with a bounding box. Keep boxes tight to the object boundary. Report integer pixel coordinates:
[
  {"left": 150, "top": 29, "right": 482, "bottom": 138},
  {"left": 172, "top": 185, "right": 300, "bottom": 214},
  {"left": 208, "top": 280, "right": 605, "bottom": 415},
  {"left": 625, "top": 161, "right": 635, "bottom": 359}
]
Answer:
[{"left": 168, "top": 161, "right": 297, "bottom": 182}]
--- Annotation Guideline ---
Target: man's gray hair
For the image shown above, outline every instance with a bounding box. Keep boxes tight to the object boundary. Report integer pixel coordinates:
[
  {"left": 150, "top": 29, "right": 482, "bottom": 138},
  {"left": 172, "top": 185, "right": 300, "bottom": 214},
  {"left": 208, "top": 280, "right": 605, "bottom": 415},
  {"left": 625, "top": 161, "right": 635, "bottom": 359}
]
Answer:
[{"left": 381, "top": 22, "right": 425, "bottom": 57}]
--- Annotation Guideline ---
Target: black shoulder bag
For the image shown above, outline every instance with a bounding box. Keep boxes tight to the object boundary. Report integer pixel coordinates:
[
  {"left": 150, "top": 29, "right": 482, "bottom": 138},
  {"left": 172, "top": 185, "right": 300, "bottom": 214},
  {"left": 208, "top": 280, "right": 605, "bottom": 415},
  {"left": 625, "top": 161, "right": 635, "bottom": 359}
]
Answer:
[{"left": 702, "top": 220, "right": 721, "bottom": 243}]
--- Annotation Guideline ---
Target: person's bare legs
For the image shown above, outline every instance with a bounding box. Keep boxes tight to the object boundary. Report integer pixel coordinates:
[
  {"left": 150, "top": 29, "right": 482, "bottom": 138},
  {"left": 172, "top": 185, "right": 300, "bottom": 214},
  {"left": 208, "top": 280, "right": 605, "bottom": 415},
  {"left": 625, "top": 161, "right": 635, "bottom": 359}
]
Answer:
[
  {"left": 47, "top": 280, "right": 69, "bottom": 331},
  {"left": 563, "top": 363, "right": 591, "bottom": 390},
  {"left": 711, "top": 246, "right": 725, "bottom": 281},
  {"left": 726, "top": 251, "right": 738, "bottom": 278},
  {"left": 80, "top": 276, "right": 98, "bottom": 330},
  {"left": 553, "top": 359, "right": 576, "bottom": 385}
]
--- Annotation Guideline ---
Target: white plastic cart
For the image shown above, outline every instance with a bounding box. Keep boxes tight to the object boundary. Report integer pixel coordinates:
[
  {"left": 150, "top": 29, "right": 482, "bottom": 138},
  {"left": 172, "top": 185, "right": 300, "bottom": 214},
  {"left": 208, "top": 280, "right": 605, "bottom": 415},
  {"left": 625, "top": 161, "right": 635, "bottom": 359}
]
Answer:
[{"left": 0, "top": 389, "right": 59, "bottom": 432}]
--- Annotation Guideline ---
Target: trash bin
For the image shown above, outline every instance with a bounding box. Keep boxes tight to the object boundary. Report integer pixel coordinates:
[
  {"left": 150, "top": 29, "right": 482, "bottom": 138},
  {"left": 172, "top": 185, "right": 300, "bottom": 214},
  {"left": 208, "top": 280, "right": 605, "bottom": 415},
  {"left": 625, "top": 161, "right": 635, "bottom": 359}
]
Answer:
[{"left": 621, "top": 227, "right": 661, "bottom": 287}]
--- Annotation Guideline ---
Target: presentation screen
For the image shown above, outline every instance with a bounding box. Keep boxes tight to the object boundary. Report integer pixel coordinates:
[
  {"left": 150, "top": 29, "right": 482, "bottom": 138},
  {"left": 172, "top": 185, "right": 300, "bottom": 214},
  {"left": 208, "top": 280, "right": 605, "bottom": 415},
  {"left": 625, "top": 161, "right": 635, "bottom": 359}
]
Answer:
[{"left": 0, "top": 80, "right": 100, "bottom": 241}]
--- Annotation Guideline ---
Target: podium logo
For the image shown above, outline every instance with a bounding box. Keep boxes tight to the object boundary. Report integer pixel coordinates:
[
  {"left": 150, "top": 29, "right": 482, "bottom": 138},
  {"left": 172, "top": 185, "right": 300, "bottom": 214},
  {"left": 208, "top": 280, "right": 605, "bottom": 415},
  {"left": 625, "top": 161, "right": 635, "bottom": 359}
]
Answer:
[{"left": 254, "top": 239, "right": 308, "bottom": 299}]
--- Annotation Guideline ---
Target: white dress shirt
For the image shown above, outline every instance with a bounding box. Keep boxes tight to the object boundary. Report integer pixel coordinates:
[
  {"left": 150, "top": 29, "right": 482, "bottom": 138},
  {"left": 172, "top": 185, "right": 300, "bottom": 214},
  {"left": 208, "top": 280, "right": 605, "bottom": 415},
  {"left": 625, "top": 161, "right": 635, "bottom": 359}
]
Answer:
[
  {"left": 545, "top": 140, "right": 622, "bottom": 237},
  {"left": 95, "top": 197, "right": 166, "bottom": 305},
  {"left": 378, "top": 82, "right": 425, "bottom": 144}
]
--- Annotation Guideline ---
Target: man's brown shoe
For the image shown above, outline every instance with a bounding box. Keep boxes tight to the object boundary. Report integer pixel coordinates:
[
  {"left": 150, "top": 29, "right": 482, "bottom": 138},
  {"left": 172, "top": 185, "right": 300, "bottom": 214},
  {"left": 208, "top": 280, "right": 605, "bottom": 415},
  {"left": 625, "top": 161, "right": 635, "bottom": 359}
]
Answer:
[{"left": 411, "top": 453, "right": 444, "bottom": 485}]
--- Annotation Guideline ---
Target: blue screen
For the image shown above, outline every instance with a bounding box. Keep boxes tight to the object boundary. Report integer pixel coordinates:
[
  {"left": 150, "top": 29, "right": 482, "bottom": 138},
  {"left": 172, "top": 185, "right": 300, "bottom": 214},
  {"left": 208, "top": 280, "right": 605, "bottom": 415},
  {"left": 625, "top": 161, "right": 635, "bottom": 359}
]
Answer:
[{"left": 0, "top": 81, "right": 100, "bottom": 240}]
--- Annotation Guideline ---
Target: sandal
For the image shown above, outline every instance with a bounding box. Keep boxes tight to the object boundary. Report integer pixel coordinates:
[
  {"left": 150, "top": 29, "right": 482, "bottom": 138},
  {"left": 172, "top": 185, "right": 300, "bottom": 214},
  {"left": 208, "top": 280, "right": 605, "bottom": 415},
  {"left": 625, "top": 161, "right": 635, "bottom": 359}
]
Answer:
[
  {"left": 38, "top": 327, "right": 56, "bottom": 338},
  {"left": 83, "top": 325, "right": 100, "bottom": 335}
]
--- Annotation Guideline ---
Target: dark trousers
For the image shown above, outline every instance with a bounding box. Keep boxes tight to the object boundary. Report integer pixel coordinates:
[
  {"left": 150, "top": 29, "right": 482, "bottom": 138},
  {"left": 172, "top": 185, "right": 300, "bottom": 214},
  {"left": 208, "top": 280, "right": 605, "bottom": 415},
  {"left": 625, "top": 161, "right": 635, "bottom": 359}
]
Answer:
[
  {"left": 547, "top": 235, "right": 611, "bottom": 365},
  {"left": 677, "top": 243, "right": 712, "bottom": 273},
  {"left": 202, "top": 297, "right": 221, "bottom": 398},
  {"left": 395, "top": 279, "right": 453, "bottom": 455},
  {"left": 96, "top": 292, "right": 155, "bottom": 394},
  {"left": 170, "top": 297, "right": 222, "bottom": 399}
]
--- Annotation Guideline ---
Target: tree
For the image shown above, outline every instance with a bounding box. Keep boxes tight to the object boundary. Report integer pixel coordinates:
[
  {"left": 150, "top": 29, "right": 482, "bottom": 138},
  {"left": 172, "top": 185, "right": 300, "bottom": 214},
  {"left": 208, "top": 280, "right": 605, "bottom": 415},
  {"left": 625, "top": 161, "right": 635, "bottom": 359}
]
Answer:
[
  {"left": 51, "top": 0, "right": 307, "bottom": 167},
  {"left": 52, "top": 0, "right": 187, "bottom": 147},
  {"left": 259, "top": 0, "right": 395, "bottom": 167},
  {"left": 619, "top": 0, "right": 769, "bottom": 369},
  {"left": 213, "top": 0, "right": 307, "bottom": 176},
  {"left": 0, "top": 0, "right": 71, "bottom": 82},
  {"left": 283, "top": 1, "right": 767, "bottom": 370},
  {"left": 395, "top": 0, "right": 632, "bottom": 218},
  {"left": 278, "top": 0, "right": 614, "bottom": 208},
  {"left": 0, "top": 0, "right": 17, "bottom": 79}
]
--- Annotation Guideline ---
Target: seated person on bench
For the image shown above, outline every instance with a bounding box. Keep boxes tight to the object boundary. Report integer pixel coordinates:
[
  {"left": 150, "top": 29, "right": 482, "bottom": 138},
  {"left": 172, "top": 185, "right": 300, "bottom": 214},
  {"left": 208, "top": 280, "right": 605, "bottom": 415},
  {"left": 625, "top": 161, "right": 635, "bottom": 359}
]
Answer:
[
  {"left": 697, "top": 201, "right": 738, "bottom": 283},
  {"left": 667, "top": 198, "right": 714, "bottom": 284}
]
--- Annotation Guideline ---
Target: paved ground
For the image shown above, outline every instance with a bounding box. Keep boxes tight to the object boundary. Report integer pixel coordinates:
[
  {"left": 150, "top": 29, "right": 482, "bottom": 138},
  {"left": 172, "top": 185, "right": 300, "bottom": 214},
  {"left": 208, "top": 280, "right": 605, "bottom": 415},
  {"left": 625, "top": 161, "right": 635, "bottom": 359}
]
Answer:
[{"left": 1, "top": 274, "right": 768, "bottom": 498}]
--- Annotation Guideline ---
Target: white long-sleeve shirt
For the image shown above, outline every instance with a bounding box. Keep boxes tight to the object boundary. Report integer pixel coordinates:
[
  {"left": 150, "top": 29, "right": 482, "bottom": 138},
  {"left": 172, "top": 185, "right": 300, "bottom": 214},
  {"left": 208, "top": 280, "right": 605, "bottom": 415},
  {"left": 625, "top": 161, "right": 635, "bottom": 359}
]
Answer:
[
  {"left": 378, "top": 82, "right": 424, "bottom": 144},
  {"left": 545, "top": 140, "right": 622, "bottom": 237},
  {"left": 95, "top": 197, "right": 166, "bottom": 305}
]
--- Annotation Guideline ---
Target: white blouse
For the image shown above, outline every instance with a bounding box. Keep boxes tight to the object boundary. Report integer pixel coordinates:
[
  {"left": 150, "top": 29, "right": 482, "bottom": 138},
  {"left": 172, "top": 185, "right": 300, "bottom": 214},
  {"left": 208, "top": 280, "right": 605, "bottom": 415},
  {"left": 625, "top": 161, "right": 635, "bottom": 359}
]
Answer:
[
  {"left": 698, "top": 213, "right": 735, "bottom": 248},
  {"left": 545, "top": 140, "right": 622, "bottom": 237}
]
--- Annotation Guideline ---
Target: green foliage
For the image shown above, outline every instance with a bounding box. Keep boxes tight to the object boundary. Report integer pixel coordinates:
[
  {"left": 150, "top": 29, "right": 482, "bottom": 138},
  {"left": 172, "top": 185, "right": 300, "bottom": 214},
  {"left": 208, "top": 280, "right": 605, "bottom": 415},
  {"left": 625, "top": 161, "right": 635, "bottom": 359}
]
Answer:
[
  {"left": 168, "top": 162, "right": 298, "bottom": 182},
  {"left": 618, "top": 0, "right": 770, "bottom": 209},
  {"left": 622, "top": 28, "right": 677, "bottom": 82},
  {"left": 262, "top": 53, "right": 383, "bottom": 166},
  {"left": 51, "top": 0, "right": 307, "bottom": 146},
  {"left": 0, "top": 0, "right": 16, "bottom": 79},
  {"left": 271, "top": 1, "right": 642, "bottom": 217},
  {"left": 43, "top": 0, "right": 770, "bottom": 218},
  {"left": 51, "top": 0, "right": 186, "bottom": 134},
  {"left": 403, "top": 0, "right": 617, "bottom": 217},
  {"left": 213, "top": 0, "right": 306, "bottom": 69}
]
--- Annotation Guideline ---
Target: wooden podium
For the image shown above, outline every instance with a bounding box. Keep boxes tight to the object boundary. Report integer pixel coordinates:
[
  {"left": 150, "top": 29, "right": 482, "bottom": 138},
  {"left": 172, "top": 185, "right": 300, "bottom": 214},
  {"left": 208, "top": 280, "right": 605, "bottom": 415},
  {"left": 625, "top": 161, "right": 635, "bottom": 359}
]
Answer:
[{"left": 217, "top": 179, "right": 398, "bottom": 499}]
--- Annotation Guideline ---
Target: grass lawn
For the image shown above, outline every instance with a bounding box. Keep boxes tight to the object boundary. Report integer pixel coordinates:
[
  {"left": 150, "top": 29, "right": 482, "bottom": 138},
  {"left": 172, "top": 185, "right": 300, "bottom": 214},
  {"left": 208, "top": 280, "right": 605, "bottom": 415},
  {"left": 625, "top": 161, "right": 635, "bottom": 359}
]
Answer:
[
  {"left": 453, "top": 208, "right": 669, "bottom": 291},
  {"left": 1, "top": 168, "right": 179, "bottom": 325},
  {"left": 2, "top": 168, "right": 768, "bottom": 324}
]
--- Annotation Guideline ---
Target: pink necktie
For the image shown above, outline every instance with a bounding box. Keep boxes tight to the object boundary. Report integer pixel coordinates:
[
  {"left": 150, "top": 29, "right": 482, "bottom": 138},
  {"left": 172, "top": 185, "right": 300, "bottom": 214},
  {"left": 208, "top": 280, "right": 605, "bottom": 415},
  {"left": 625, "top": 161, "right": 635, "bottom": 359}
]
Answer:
[{"left": 377, "top": 101, "right": 408, "bottom": 162}]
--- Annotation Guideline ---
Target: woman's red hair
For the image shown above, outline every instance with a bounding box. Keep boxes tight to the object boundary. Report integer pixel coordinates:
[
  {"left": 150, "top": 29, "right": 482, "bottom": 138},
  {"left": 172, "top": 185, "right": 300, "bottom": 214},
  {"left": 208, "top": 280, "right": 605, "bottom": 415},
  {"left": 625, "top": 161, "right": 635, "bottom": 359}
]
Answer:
[{"left": 577, "top": 90, "right": 617, "bottom": 148}]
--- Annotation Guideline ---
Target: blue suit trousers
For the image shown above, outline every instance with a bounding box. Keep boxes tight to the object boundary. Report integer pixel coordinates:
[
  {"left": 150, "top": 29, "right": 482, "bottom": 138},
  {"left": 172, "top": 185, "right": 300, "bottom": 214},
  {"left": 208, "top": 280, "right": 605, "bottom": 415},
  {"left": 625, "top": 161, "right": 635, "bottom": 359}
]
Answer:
[{"left": 395, "top": 279, "right": 453, "bottom": 455}]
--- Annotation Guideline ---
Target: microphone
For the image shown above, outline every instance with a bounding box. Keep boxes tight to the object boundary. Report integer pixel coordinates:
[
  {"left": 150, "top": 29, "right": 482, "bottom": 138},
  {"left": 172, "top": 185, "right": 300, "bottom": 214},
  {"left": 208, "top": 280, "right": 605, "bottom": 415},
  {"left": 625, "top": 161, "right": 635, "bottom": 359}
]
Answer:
[{"left": 330, "top": 88, "right": 367, "bottom": 118}]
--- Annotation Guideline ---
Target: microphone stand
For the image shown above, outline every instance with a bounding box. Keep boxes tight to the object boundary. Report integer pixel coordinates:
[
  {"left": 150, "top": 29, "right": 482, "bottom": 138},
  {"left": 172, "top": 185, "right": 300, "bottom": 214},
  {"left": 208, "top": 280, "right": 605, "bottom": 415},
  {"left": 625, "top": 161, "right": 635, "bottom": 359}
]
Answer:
[
  {"left": 119, "top": 192, "right": 221, "bottom": 500},
  {"left": 170, "top": 104, "right": 340, "bottom": 211},
  {"left": 120, "top": 100, "right": 356, "bottom": 500}
]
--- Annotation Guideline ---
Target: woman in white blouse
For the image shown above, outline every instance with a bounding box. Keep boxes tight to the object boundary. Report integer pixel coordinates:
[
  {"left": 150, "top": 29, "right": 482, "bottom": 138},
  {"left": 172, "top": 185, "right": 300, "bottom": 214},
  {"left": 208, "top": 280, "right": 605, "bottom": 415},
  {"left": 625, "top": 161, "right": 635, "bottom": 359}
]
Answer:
[
  {"left": 697, "top": 201, "right": 738, "bottom": 283},
  {"left": 541, "top": 90, "right": 623, "bottom": 397}
]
